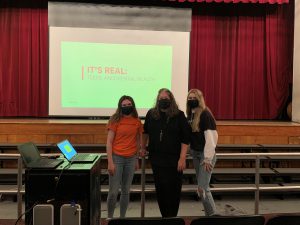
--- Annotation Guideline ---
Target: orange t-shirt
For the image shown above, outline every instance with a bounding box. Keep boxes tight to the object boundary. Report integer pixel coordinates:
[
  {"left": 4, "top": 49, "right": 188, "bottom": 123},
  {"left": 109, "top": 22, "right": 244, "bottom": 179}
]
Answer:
[{"left": 108, "top": 116, "right": 143, "bottom": 157}]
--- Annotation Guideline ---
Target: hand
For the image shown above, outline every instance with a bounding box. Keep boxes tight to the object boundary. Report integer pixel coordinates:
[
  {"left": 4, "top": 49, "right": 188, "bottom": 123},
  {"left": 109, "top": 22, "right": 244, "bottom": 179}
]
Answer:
[
  {"left": 177, "top": 157, "right": 186, "bottom": 172},
  {"left": 108, "top": 162, "right": 116, "bottom": 176},
  {"left": 203, "top": 161, "right": 213, "bottom": 172},
  {"left": 139, "top": 148, "right": 148, "bottom": 157}
]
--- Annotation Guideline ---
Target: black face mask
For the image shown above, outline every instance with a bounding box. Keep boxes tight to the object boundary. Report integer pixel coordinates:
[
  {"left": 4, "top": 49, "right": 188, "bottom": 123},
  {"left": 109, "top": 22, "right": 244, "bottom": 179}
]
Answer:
[
  {"left": 188, "top": 99, "right": 199, "bottom": 109},
  {"left": 121, "top": 106, "right": 133, "bottom": 115},
  {"left": 158, "top": 99, "right": 171, "bottom": 110}
]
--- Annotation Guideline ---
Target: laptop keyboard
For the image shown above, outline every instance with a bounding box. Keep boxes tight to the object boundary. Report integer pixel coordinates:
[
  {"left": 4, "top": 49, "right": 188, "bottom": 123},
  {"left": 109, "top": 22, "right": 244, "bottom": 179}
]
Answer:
[
  {"left": 33, "top": 161, "right": 48, "bottom": 166},
  {"left": 30, "top": 158, "right": 63, "bottom": 168},
  {"left": 38, "top": 159, "right": 57, "bottom": 165},
  {"left": 73, "top": 153, "right": 94, "bottom": 161}
]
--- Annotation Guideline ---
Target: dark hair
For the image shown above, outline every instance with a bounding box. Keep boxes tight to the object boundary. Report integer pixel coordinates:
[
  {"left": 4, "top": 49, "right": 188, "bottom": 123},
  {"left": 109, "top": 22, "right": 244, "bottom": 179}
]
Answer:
[
  {"left": 109, "top": 95, "right": 138, "bottom": 124},
  {"left": 151, "top": 88, "right": 179, "bottom": 119}
]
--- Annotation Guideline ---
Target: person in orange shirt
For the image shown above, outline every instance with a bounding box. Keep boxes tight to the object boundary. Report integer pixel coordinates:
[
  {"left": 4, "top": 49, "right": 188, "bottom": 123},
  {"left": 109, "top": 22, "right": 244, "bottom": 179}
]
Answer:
[{"left": 106, "top": 95, "right": 143, "bottom": 218}]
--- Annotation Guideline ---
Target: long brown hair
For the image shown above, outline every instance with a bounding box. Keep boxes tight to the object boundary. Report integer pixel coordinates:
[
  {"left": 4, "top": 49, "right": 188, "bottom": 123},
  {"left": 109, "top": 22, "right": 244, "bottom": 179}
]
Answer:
[
  {"left": 186, "top": 89, "right": 210, "bottom": 132},
  {"left": 109, "top": 95, "right": 138, "bottom": 124},
  {"left": 151, "top": 88, "right": 179, "bottom": 119}
]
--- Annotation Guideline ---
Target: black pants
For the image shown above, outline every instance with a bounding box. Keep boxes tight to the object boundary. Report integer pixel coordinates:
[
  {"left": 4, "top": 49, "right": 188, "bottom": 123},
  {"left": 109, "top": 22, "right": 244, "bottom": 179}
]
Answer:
[{"left": 152, "top": 165, "right": 183, "bottom": 217}]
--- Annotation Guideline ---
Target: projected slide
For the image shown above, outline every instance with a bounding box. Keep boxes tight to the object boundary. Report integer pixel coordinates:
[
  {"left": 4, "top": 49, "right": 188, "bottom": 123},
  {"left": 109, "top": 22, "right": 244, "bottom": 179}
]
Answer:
[
  {"left": 61, "top": 42, "right": 172, "bottom": 108},
  {"left": 49, "top": 27, "right": 190, "bottom": 117}
]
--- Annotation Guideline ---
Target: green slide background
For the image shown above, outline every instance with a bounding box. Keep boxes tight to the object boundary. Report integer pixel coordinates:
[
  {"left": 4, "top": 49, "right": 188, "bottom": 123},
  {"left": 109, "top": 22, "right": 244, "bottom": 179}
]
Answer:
[{"left": 61, "top": 42, "right": 172, "bottom": 108}]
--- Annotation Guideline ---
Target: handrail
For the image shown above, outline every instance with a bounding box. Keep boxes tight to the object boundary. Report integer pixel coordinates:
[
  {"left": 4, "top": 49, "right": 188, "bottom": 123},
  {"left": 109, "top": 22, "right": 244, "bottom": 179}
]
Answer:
[
  {"left": 0, "top": 153, "right": 20, "bottom": 159},
  {"left": 0, "top": 153, "right": 60, "bottom": 158},
  {"left": 97, "top": 152, "right": 300, "bottom": 216},
  {"left": 217, "top": 152, "right": 300, "bottom": 156},
  {"left": 0, "top": 154, "right": 23, "bottom": 218},
  {"left": 1, "top": 152, "right": 300, "bottom": 218},
  {"left": 0, "top": 153, "right": 59, "bottom": 218}
]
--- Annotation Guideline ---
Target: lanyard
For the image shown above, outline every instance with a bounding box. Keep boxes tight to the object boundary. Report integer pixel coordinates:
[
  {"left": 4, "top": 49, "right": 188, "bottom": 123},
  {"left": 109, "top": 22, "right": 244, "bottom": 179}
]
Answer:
[{"left": 159, "top": 114, "right": 169, "bottom": 142}]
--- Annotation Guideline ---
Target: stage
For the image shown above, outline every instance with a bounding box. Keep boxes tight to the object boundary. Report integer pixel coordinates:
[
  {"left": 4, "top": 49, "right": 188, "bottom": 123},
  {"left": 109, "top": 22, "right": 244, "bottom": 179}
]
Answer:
[{"left": 0, "top": 119, "right": 300, "bottom": 145}]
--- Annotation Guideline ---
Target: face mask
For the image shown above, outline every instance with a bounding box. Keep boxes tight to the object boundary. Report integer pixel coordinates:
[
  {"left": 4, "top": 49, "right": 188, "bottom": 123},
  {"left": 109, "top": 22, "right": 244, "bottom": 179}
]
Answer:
[
  {"left": 188, "top": 99, "right": 199, "bottom": 109},
  {"left": 121, "top": 106, "right": 133, "bottom": 115},
  {"left": 158, "top": 99, "right": 171, "bottom": 109}
]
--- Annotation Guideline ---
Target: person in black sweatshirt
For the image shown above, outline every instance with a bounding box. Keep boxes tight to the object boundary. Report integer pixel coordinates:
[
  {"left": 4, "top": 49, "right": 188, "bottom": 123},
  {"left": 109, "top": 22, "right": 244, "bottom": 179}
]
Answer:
[
  {"left": 141, "top": 88, "right": 191, "bottom": 217},
  {"left": 186, "top": 89, "right": 218, "bottom": 216}
]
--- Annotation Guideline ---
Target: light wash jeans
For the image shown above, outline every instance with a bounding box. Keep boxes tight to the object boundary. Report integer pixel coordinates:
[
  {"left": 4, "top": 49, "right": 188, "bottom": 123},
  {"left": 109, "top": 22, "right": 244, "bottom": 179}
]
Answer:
[
  {"left": 190, "top": 149, "right": 217, "bottom": 216},
  {"left": 107, "top": 154, "right": 136, "bottom": 218}
]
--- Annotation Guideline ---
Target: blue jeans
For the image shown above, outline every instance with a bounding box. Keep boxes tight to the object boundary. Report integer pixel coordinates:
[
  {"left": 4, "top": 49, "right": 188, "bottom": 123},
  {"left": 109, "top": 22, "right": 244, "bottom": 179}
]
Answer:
[
  {"left": 107, "top": 154, "right": 136, "bottom": 218},
  {"left": 190, "top": 149, "right": 217, "bottom": 216}
]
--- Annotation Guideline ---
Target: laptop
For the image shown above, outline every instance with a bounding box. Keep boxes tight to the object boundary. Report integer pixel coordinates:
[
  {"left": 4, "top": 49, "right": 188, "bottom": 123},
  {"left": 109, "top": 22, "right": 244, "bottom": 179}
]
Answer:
[
  {"left": 18, "top": 142, "right": 64, "bottom": 169},
  {"left": 57, "top": 140, "right": 97, "bottom": 163}
]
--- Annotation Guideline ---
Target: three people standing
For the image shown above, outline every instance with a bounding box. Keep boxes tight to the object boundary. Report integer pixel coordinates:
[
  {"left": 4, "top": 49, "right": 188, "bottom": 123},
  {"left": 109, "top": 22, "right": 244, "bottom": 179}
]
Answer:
[{"left": 106, "top": 88, "right": 218, "bottom": 218}]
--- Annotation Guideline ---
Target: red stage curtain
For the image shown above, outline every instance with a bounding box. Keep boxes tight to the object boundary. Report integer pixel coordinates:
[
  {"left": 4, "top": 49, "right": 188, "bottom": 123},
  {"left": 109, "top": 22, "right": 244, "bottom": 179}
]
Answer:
[
  {"left": 0, "top": 0, "right": 48, "bottom": 117},
  {"left": 0, "top": 1, "right": 294, "bottom": 119},
  {"left": 165, "top": 0, "right": 288, "bottom": 4},
  {"left": 189, "top": 3, "right": 294, "bottom": 119}
]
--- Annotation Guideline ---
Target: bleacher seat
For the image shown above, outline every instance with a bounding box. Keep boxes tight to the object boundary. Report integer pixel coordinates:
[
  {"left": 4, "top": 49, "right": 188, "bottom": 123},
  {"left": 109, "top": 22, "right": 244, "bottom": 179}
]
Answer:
[
  {"left": 190, "top": 215, "right": 265, "bottom": 225},
  {"left": 107, "top": 217, "right": 185, "bottom": 225},
  {"left": 266, "top": 215, "right": 300, "bottom": 225}
]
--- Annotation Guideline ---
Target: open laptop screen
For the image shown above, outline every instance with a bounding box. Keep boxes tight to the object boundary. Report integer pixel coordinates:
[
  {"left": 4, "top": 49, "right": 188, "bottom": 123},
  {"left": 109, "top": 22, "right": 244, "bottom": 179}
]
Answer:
[
  {"left": 18, "top": 142, "right": 64, "bottom": 168},
  {"left": 18, "top": 142, "right": 41, "bottom": 165},
  {"left": 57, "top": 140, "right": 77, "bottom": 161}
]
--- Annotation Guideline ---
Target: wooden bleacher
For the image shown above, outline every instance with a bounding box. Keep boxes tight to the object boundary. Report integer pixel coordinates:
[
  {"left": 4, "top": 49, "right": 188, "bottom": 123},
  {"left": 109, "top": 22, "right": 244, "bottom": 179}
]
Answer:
[{"left": 1, "top": 119, "right": 300, "bottom": 201}]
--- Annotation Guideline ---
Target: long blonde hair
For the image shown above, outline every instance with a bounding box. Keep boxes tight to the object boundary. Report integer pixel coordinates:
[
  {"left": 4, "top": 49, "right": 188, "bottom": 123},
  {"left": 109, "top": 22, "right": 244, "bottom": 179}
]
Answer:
[{"left": 186, "top": 89, "right": 206, "bottom": 132}]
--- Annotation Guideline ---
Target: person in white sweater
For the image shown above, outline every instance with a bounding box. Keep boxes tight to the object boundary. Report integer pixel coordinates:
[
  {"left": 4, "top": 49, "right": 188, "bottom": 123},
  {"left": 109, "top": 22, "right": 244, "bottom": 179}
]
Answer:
[{"left": 186, "top": 89, "right": 218, "bottom": 216}]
